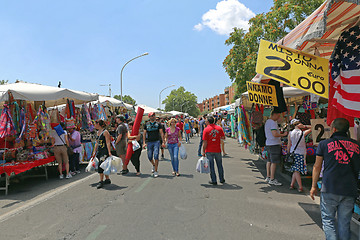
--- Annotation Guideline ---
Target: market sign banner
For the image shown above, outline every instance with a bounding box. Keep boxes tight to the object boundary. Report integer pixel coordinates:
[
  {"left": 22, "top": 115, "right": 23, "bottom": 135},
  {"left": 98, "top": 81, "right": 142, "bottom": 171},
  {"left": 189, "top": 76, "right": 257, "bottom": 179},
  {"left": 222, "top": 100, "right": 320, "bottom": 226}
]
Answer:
[
  {"left": 311, "top": 119, "right": 356, "bottom": 145},
  {"left": 256, "top": 39, "right": 329, "bottom": 98},
  {"left": 246, "top": 82, "right": 278, "bottom": 106}
]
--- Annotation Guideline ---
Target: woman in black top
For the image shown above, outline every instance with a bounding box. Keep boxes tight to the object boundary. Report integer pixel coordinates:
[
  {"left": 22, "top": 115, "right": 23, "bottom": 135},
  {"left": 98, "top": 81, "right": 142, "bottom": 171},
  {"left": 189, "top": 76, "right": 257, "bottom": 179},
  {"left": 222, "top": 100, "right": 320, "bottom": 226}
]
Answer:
[{"left": 92, "top": 119, "right": 113, "bottom": 189}]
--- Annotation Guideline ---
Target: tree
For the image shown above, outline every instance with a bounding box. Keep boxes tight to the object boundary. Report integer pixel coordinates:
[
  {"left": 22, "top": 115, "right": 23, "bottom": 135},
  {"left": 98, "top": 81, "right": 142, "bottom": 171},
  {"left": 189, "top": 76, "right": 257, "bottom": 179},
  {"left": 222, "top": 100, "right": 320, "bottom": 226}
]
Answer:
[
  {"left": 113, "top": 94, "right": 136, "bottom": 105},
  {"left": 223, "top": 0, "right": 323, "bottom": 95},
  {"left": 162, "top": 87, "right": 200, "bottom": 117},
  {"left": 0, "top": 80, "right": 8, "bottom": 85}
]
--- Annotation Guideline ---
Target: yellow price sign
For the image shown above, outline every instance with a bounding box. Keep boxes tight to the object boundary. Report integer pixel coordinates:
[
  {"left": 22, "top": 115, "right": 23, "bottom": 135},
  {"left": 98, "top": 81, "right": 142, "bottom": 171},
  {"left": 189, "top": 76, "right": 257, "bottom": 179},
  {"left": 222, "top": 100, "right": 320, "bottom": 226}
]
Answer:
[
  {"left": 256, "top": 39, "right": 329, "bottom": 98},
  {"left": 246, "top": 82, "right": 278, "bottom": 106}
]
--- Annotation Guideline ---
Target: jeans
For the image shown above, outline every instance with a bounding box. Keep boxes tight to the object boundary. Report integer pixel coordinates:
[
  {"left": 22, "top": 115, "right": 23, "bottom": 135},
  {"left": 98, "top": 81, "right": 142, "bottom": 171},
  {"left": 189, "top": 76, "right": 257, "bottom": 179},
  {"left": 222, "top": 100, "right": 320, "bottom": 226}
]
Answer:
[
  {"left": 198, "top": 136, "right": 203, "bottom": 156},
  {"left": 320, "top": 192, "right": 355, "bottom": 240},
  {"left": 147, "top": 140, "right": 160, "bottom": 161},
  {"left": 185, "top": 132, "right": 190, "bottom": 142},
  {"left": 167, "top": 143, "right": 179, "bottom": 172},
  {"left": 69, "top": 152, "right": 80, "bottom": 172},
  {"left": 206, "top": 152, "right": 224, "bottom": 183}
]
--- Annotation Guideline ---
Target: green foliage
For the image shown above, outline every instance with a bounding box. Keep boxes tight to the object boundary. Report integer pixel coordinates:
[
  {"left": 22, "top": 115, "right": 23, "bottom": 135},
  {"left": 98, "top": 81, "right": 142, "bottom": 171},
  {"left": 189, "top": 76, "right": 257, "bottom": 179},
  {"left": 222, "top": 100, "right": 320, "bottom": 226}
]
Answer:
[
  {"left": 162, "top": 86, "right": 200, "bottom": 117},
  {"left": 223, "top": 0, "right": 324, "bottom": 95},
  {"left": 113, "top": 94, "right": 136, "bottom": 105},
  {"left": 0, "top": 80, "right": 9, "bottom": 85}
]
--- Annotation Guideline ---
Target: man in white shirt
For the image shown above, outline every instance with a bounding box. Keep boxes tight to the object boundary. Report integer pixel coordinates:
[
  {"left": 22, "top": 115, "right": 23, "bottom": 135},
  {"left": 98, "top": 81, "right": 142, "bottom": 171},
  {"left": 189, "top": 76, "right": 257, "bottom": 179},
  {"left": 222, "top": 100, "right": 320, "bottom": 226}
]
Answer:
[{"left": 264, "top": 111, "right": 287, "bottom": 186}]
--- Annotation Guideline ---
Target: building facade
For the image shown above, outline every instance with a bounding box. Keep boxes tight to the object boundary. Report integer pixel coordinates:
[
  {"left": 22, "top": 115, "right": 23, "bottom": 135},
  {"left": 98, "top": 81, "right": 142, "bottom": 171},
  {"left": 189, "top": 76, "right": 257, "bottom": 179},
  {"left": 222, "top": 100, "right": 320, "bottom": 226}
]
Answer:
[{"left": 197, "top": 85, "right": 236, "bottom": 112}]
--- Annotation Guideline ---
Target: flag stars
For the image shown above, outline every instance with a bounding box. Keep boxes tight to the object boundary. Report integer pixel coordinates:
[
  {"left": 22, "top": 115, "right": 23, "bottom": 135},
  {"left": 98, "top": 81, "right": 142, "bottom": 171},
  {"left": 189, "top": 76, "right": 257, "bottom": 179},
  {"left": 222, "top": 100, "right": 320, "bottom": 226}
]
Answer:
[
  {"left": 350, "top": 55, "right": 356, "bottom": 61},
  {"left": 344, "top": 52, "right": 349, "bottom": 57},
  {"left": 350, "top": 31, "right": 356, "bottom": 36},
  {"left": 345, "top": 64, "right": 349, "bottom": 69},
  {"left": 347, "top": 42, "right": 353, "bottom": 47},
  {"left": 354, "top": 45, "right": 359, "bottom": 50},
  {"left": 335, "top": 54, "right": 340, "bottom": 59}
]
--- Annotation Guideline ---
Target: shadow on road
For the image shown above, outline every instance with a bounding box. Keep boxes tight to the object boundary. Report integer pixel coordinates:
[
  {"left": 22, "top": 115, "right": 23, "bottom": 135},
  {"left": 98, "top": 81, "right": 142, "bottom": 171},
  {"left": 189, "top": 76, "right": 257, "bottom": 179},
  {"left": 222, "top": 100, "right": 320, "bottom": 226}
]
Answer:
[
  {"left": 298, "top": 202, "right": 322, "bottom": 228},
  {"left": 200, "top": 183, "right": 243, "bottom": 190},
  {"left": 103, "top": 185, "right": 128, "bottom": 191},
  {"left": 121, "top": 173, "right": 152, "bottom": 179}
]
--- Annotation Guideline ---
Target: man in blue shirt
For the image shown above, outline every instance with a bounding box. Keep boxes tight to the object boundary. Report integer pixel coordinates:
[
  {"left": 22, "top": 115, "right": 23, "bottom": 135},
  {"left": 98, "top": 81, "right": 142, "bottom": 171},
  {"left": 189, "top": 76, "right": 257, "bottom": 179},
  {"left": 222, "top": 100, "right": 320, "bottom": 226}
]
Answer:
[{"left": 311, "top": 118, "right": 360, "bottom": 240}]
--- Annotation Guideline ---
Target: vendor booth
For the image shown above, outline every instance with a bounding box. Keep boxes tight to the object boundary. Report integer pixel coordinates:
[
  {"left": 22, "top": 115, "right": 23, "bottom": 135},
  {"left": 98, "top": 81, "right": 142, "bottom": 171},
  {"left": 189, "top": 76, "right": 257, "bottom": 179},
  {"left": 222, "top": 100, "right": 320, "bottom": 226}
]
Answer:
[
  {"left": 235, "top": 0, "right": 360, "bottom": 232},
  {"left": 0, "top": 81, "right": 99, "bottom": 195}
]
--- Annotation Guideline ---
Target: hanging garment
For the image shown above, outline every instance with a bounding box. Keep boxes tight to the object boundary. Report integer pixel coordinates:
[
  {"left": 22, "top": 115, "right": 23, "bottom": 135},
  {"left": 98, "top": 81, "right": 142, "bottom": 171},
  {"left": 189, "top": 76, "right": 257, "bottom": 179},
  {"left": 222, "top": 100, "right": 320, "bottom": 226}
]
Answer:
[
  {"left": 327, "top": 25, "right": 360, "bottom": 126},
  {"left": 0, "top": 104, "right": 17, "bottom": 138}
]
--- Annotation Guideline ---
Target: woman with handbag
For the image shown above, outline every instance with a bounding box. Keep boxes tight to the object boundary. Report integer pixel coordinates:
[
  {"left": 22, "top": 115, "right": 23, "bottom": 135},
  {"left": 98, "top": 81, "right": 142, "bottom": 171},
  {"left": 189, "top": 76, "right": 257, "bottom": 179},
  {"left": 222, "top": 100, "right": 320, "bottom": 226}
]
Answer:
[
  {"left": 287, "top": 119, "right": 312, "bottom": 192},
  {"left": 183, "top": 118, "right": 191, "bottom": 144},
  {"left": 165, "top": 118, "right": 182, "bottom": 176},
  {"left": 127, "top": 121, "right": 142, "bottom": 175}
]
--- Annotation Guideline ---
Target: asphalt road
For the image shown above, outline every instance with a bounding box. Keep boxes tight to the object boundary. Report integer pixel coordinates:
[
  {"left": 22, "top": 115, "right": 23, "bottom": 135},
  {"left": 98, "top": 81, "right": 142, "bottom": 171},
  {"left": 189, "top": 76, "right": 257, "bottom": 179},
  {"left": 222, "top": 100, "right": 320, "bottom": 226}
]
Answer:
[{"left": 0, "top": 136, "right": 326, "bottom": 240}]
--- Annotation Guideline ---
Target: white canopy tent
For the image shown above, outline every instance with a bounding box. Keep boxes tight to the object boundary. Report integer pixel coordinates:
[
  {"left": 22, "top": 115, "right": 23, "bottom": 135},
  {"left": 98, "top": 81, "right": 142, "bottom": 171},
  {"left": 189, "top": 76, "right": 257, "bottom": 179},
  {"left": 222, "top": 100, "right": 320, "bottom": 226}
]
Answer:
[
  {"left": 0, "top": 82, "right": 98, "bottom": 106},
  {"left": 168, "top": 110, "right": 189, "bottom": 116}
]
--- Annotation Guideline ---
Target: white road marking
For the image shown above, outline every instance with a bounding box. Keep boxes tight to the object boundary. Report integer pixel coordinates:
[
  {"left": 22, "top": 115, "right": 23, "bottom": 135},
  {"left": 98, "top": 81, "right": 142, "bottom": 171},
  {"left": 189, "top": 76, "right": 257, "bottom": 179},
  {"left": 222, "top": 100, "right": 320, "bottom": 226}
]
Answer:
[{"left": 0, "top": 173, "right": 97, "bottom": 223}]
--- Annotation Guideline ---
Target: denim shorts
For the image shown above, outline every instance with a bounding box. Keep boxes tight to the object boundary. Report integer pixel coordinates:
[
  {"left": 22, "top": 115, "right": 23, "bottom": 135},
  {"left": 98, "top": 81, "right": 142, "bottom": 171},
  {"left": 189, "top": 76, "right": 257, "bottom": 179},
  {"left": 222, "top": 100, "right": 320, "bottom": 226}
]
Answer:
[
  {"left": 147, "top": 140, "right": 160, "bottom": 161},
  {"left": 265, "top": 145, "right": 281, "bottom": 164}
]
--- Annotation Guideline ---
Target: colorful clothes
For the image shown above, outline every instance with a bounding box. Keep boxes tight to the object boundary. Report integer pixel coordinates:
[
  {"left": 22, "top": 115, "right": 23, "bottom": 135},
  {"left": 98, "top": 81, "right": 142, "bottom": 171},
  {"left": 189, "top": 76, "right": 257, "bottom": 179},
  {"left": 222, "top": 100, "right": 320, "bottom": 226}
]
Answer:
[{"left": 290, "top": 153, "right": 307, "bottom": 175}]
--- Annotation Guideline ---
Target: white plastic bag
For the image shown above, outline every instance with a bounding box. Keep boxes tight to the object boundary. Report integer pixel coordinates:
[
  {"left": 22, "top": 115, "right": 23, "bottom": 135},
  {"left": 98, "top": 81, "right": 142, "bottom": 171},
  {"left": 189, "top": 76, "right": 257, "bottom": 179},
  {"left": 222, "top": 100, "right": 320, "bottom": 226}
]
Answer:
[
  {"left": 179, "top": 144, "right": 187, "bottom": 160},
  {"left": 110, "top": 156, "right": 123, "bottom": 168},
  {"left": 196, "top": 157, "right": 210, "bottom": 173},
  {"left": 192, "top": 128, "right": 196, "bottom": 134},
  {"left": 100, "top": 156, "right": 117, "bottom": 175},
  {"left": 132, "top": 140, "right": 141, "bottom": 151},
  {"left": 85, "top": 157, "right": 99, "bottom": 172}
]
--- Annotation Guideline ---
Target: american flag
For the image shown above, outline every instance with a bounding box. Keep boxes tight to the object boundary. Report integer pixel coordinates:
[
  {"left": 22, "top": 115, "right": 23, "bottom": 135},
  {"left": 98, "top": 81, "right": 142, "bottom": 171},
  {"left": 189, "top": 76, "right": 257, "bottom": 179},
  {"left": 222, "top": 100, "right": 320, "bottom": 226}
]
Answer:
[{"left": 327, "top": 25, "right": 360, "bottom": 126}]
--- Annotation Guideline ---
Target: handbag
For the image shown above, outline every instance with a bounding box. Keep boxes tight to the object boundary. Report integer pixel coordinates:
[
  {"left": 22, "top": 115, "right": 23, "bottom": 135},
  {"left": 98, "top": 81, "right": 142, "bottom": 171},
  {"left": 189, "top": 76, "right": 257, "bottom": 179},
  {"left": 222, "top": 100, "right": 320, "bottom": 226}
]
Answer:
[{"left": 286, "top": 131, "right": 303, "bottom": 164}]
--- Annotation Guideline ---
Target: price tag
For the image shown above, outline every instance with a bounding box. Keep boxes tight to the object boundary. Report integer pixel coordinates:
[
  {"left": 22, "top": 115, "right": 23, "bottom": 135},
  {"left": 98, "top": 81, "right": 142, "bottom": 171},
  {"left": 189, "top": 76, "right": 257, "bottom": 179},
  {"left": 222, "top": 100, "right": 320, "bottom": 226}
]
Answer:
[
  {"left": 256, "top": 39, "right": 329, "bottom": 98},
  {"left": 311, "top": 119, "right": 356, "bottom": 145}
]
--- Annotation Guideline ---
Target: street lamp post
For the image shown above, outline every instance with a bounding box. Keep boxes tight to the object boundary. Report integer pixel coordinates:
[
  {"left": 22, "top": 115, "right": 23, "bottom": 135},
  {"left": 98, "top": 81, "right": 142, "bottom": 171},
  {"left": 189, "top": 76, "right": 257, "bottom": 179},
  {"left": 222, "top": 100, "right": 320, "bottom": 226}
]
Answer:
[
  {"left": 120, "top": 52, "right": 149, "bottom": 102},
  {"left": 159, "top": 84, "right": 175, "bottom": 110}
]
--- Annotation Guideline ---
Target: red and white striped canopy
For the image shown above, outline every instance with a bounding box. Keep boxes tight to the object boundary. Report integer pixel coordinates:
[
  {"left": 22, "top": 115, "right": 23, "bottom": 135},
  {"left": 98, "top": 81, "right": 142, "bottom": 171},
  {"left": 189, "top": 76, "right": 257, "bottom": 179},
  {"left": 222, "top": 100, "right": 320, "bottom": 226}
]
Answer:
[{"left": 252, "top": 0, "right": 360, "bottom": 82}]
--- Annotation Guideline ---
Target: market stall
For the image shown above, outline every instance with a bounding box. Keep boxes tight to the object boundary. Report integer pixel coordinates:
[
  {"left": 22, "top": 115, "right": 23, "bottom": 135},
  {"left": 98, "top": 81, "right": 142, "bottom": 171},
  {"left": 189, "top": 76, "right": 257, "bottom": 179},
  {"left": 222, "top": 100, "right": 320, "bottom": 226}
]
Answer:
[{"left": 0, "top": 81, "right": 99, "bottom": 195}]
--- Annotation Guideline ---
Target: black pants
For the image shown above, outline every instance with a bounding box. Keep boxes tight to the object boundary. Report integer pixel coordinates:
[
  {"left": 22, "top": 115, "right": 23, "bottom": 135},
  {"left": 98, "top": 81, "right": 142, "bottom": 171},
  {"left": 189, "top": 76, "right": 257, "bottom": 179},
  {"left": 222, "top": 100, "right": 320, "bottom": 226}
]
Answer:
[
  {"left": 130, "top": 149, "right": 141, "bottom": 172},
  {"left": 69, "top": 153, "right": 80, "bottom": 172}
]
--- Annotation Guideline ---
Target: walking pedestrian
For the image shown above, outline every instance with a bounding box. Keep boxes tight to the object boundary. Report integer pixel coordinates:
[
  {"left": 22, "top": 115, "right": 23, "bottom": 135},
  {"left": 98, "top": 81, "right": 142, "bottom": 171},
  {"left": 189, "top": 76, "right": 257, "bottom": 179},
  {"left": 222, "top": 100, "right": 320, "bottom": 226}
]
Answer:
[
  {"left": 115, "top": 115, "right": 128, "bottom": 174},
  {"left": 194, "top": 119, "right": 199, "bottom": 137},
  {"left": 217, "top": 117, "right": 227, "bottom": 156},
  {"left": 67, "top": 123, "right": 82, "bottom": 175},
  {"left": 92, "top": 119, "right": 113, "bottom": 189},
  {"left": 202, "top": 116, "right": 225, "bottom": 185},
  {"left": 156, "top": 117, "right": 166, "bottom": 159},
  {"left": 127, "top": 121, "right": 142, "bottom": 175},
  {"left": 198, "top": 115, "right": 207, "bottom": 157},
  {"left": 265, "top": 110, "right": 288, "bottom": 186},
  {"left": 51, "top": 123, "right": 71, "bottom": 179},
  {"left": 176, "top": 119, "right": 184, "bottom": 139},
  {"left": 165, "top": 118, "right": 182, "bottom": 176},
  {"left": 183, "top": 118, "right": 191, "bottom": 143},
  {"left": 287, "top": 119, "right": 311, "bottom": 192},
  {"left": 143, "top": 112, "right": 166, "bottom": 178},
  {"left": 311, "top": 118, "right": 360, "bottom": 240}
]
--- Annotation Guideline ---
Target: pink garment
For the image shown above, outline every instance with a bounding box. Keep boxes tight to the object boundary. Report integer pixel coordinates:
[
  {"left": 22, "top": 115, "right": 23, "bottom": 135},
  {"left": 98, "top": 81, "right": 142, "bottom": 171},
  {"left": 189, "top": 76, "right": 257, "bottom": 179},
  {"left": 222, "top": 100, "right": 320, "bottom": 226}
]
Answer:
[
  {"left": 166, "top": 127, "right": 180, "bottom": 144},
  {"left": 69, "top": 130, "right": 82, "bottom": 153}
]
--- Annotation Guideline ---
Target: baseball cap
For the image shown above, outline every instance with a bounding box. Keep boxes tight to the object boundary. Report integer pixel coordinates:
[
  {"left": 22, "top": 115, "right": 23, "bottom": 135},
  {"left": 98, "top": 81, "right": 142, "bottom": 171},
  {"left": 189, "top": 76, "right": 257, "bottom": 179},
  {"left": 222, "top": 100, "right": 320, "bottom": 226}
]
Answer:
[
  {"left": 148, "top": 112, "right": 156, "bottom": 117},
  {"left": 290, "top": 119, "right": 300, "bottom": 125}
]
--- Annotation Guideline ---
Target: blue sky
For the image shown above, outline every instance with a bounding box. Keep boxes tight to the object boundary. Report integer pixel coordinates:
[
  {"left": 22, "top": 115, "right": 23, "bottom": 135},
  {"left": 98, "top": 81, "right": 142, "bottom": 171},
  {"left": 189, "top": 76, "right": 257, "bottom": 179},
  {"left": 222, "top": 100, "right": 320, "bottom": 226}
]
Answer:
[{"left": 0, "top": 0, "right": 273, "bottom": 108}]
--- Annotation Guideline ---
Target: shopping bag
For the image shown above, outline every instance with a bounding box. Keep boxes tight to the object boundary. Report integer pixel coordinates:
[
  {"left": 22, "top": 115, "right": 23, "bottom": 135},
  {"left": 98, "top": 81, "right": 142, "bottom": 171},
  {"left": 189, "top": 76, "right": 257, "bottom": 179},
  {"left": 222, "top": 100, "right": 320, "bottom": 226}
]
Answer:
[
  {"left": 110, "top": 156, "right": 123, "bottom": 168},
  {"left": 100, "top": 156, "right": 117, "bottom": 175},
  {"left": 179, "top": 144, "right": 187, "bottom": 160},
  {"left": 85, "top": 157, "right": 99, "bottom": 172},
  {"left": 132, "top": 140, "right": 141, "bottom": 151},
  {"left": 192, "top": 128, "right": 196, "bottom": 134},
  {"left": 196, "top": 157, "right": 210, "bottom": 173}
]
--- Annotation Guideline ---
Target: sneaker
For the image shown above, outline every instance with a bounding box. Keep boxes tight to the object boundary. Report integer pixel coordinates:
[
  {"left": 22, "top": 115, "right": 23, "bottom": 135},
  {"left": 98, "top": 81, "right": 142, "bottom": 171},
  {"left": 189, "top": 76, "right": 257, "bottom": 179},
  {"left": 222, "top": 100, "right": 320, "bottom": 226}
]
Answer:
[
  {"left": 220, "top": 179, "right": 225, "bottom": 184},
  {"left": 269, "top": 179, "right": 282, "bottom": 186},
  {"left": 265, "top": 177, "right": 270, "bottom": 183},
  {"left": 97, "top": 181, "right": 104, "bottom": 189},
  {"left": 153, "top": 171, "right": 159, "bottom": 178},
  {"left": 121, "top": 169, "right": 129, "bottom": 175},
  {"left": 104, "top": 179, "right": 111, "bottom": 184},
  {"left": 208, "top": 181, "right": 217, "bottom": 185},
  {"left": 151, "top": 166, "right": 155, "bottom": 173},
  {"left": 198, "top": 154, "right": 202, "bottom": 157},
  {"left": 70, "top": 171, "right": 76, "bottom": 176},
  {"left": 66, "top": 173, "right": 72, "bottom": 179},
  {"left": 75, "top": 170, "right": 81, "bottom": 174},
  {"left": 59, "top": 174, "right": 64, "bottom": 180}
]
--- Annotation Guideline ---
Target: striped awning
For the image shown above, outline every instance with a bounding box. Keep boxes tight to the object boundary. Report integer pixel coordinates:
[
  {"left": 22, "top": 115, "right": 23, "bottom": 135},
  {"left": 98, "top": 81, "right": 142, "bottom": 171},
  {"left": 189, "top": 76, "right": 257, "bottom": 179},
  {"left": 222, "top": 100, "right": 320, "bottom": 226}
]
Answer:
[{"left": 252, "top": 0, "right": 360, "bottom": 82}]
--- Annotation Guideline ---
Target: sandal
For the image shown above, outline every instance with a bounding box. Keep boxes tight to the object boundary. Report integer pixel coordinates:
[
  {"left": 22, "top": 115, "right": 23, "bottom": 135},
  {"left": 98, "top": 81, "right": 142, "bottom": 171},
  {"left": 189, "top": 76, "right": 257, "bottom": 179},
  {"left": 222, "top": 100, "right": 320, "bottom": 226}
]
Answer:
[
  {"left": 289, "top": 185, "right": 295, "bottom": 190},
  {"left": 172, "top": 172, "right": 176, "bottom": 176},
  {"left": 176, "top": 173, "right": 180, "bottom": 177},
  {"left": 298, "top": 187, "right": 304, "bottom": 193}
]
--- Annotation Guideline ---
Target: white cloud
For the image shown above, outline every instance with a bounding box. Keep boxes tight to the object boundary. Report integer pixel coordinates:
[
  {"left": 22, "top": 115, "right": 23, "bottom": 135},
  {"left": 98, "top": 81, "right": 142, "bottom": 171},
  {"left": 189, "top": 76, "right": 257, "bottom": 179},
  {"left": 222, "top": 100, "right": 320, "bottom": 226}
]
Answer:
[{"left": 194, "top": 0, "right": 255, "bottom": 35}]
